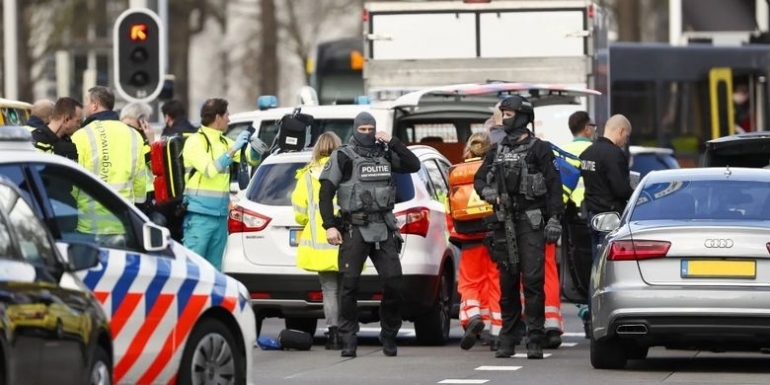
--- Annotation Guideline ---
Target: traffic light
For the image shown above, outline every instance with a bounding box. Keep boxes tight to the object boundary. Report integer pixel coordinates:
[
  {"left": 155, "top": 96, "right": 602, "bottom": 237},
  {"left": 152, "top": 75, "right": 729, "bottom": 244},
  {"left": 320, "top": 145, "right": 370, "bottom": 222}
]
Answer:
[{"left": 113, "top": 8, "right": 165, "bottom": 103}]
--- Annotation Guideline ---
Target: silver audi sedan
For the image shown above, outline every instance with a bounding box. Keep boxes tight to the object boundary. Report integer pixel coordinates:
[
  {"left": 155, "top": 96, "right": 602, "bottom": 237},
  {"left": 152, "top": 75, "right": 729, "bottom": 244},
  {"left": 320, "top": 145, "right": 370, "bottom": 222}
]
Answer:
[{"left": 588, "top": 167, "right": 770, "bottom": 369}]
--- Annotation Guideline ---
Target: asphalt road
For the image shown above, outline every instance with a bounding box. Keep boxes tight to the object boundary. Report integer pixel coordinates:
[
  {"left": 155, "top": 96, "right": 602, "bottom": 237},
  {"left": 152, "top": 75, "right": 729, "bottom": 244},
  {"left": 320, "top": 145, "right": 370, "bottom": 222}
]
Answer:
[{"left": 251, "top": 308, "right": 770, "bottom": 385}]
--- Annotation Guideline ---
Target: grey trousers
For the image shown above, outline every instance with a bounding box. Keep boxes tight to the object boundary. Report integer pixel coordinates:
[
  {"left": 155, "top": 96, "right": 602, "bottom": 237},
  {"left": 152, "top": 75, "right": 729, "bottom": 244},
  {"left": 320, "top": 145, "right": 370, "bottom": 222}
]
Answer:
[{"left": 319, "top": 271, "right": 341, "bottom": 328}]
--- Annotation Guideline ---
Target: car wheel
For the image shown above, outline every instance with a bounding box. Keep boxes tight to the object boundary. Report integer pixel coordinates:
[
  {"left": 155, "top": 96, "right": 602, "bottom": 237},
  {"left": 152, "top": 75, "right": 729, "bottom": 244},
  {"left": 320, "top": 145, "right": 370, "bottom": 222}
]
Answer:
[
  {"left": 89, "top": 346, "right": 112, "bottom": 385},
  {"left": 414, "top": 270, "right": 451, "bottom": 346},
  {"left": 626, "top": 344, "right": 649, "bottom": 360},
  {"left": 590, "top": 336, "right": 628, "bottom": 369},
  {"left": 284, "top": 317, "right": 318, "bottom": 336},
  {"left": 177, "top": 318, "right": 245, "bottom": 385}
]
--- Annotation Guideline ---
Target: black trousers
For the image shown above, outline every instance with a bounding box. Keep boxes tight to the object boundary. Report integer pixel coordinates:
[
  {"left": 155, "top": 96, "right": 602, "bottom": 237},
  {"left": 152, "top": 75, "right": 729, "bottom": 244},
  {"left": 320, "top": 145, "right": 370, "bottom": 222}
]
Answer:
[
  {"left": 499, "top": 215, "right": 546, "bottom": 344},
  {"left": 338, "top": 226, "right": 403, "bottom": 338}
]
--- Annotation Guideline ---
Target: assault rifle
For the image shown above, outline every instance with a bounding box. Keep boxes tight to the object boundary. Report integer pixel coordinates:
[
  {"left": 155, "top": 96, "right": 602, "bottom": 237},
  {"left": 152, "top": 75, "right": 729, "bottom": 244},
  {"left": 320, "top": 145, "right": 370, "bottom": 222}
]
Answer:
[{"left": 485, "top": 159, "right": 520, "bottom": 270}]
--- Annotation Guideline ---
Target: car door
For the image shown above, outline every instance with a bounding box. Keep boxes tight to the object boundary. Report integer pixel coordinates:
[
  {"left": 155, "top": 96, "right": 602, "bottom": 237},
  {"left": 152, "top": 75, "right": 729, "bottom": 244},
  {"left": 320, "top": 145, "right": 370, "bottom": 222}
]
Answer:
[
  {"left": 420, "top": 158, "right": 452, "bottom": 248},
  {"left": 24, "top": 162, "right": 208, "bottom": 385},
  {"left": 0, "top": 179, "right": 92, "bottom": 385}
]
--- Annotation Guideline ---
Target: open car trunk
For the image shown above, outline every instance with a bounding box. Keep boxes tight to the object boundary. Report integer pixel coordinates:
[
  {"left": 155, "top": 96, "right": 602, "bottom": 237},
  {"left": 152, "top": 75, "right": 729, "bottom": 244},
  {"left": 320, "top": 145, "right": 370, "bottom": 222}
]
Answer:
[
  {"left": 702, "top": 132, "right": 770, "bottom": 168},
  {"left": 390, "top": 82, "right": 602, "bottom": 165}
]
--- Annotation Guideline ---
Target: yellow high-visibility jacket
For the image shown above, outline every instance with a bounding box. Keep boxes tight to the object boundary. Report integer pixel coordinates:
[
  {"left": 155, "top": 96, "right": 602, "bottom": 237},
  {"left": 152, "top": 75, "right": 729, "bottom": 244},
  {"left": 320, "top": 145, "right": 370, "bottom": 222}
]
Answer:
[
  {"left": 560, "top": 138, "right": 592, "bottom": 206},
  {"left": 71, "top": 117, "right": 147, "bottom": 234},
  {"left": 291, "top": 157, "right": 339, "bottom": 272}
]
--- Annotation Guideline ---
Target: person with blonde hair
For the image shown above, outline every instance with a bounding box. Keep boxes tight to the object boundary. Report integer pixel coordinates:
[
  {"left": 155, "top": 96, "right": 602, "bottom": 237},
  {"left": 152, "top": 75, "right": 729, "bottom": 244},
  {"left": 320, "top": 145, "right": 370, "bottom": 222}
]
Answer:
[
  {"left": 447, "top": 131, "right": 503, "bottom": 351},
  {"left": 291, "top": 131, "right": 344, "bottom": 349}
]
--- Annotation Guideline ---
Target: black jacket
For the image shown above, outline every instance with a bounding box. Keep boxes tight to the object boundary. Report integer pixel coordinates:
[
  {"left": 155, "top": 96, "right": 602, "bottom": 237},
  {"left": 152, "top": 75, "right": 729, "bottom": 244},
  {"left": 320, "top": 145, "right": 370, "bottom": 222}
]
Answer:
[
  {"left": 579, "top": 136, "right": 634, "bottom": 213},
  {"left": 162, "top": 118, "right": 198, "bottom": 137},
  {"left": 31, "top": 125, "right": 78, "bottom": 161},
  {"left": 318, "top": 137, "right": 421, "bottom": 230},
  {"left": 473, "top": 134, "right": 564, "bottom": 219}
]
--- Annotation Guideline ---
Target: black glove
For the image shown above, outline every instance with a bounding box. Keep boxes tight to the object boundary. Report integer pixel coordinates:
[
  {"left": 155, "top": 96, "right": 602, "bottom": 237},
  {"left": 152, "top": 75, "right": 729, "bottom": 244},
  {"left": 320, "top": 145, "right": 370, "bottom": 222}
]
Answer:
[
  {"left": 544, "top": 217, "right": 562, "bottom": 244},
  {"left": 481, "top": 187, "right": 498, "bottom": 204}
]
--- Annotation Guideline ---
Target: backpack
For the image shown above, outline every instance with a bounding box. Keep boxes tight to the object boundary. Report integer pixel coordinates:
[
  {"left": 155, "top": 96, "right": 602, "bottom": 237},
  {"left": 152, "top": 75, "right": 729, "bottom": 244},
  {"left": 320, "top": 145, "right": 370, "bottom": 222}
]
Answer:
[
  {"left": 447, "top": 158, "right": 494, "bottom": 234},
  {"left": 274, "top": 108, "right": 320, "bottom": 152}
]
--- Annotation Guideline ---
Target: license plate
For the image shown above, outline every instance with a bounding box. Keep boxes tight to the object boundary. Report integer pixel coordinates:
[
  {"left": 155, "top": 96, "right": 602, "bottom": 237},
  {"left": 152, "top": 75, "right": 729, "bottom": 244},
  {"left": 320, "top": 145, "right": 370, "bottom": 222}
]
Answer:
[
  {"left": 680, "top": 259, "right": 756, "bottom": 279},
  {"left": 289, "top": 229, "right": 302, "bottom": 247}
]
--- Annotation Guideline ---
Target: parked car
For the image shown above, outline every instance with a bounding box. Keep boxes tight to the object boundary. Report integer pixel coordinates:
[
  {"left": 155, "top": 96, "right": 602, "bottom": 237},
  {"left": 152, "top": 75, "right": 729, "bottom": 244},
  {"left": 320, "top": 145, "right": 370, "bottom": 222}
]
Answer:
[
  {"left": 0, "top": 175, "right": 112, "bottom": 385},
  {"left": 224, "top": 145, "right": 459, "bottom": 345},
  {"left": 0, "top": 126, "right": 256, "bottom": 385},
  {"left": 629, "top": 145, "right": 680, "bottom": 178},
  {"left": 702, "top": 131, "right": 770, "bottom": 168},
  {"left": 588, "top": 167, "right": 770, "bottom": 369}
]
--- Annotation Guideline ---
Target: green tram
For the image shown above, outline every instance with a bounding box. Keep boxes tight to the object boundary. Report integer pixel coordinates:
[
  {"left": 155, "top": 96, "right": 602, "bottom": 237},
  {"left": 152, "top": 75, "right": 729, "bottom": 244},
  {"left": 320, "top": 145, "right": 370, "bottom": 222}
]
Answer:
[{"left": 608, "top": 43, "right": 770, "bottom": 167}]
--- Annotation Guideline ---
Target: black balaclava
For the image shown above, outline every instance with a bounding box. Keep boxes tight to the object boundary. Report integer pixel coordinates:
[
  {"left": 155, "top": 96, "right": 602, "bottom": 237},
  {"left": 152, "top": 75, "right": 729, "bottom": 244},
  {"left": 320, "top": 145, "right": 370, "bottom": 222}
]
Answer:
[
  {"left": 351, "top": 111, "right": 377, "bottom": 147},
  {"left": 502, "top": 113, "right": 532, "bottom": 139}
]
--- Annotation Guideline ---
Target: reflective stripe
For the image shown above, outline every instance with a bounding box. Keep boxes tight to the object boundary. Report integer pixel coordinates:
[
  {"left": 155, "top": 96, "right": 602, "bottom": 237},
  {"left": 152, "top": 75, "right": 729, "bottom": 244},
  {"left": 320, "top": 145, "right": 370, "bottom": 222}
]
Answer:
[
  {"left": 304, "top": 172, "right": 319, "bottom": 249},
  {"left": 479, "top": 309, "right": 490, "bottom": 316},
  {"left": 491, "top": 312, "right": 502, "bottom": 320},
  {"left": 545, "top": 306, "right": 562, "bottom": 315},
  {"left": 464, "top": 299, "right": 481, "bottom": 307},
  {"left": 490, "top": 324, "right": 501, "bottom": 336},
  {"left": 292, "top": 204, "right": 308, "bottom": 215},
  {"left": 186, "top": 188, "right": 229, "bottom": 199},
  {"left": 129, "top": 128, "right": 139, "bottom": 202},
  {"left": 298, "top": 239, "right": 338, "bottom": 250},
  {"left": 465, "top": 307, "right": 481, "bottom": 318},
  {"left": 210, "top": 158, "right": 225, "bottom": 176},
  {"left": 545, "top": 319, "right": 563, "bottom": 330}
]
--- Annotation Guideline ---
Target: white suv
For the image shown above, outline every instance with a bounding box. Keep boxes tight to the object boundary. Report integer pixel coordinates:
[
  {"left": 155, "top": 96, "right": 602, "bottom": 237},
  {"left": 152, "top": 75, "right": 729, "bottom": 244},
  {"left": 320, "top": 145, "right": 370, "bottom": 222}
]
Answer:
[{"left": 224, "top": 145, "right": 458, "bottom": 345}]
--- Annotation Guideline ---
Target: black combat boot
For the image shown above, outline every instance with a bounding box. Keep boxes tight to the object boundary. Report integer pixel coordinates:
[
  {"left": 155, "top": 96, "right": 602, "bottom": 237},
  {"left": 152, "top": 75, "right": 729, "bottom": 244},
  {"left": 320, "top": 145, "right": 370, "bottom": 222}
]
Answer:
[
  {"left": 495, "top": 336, "right": 515, "bottom": 358},
  {"left": 489, "top": 336, "right": 501, "bottom": 352},
  {"left": 325, "top": 326, "right": 342, "bottom": 350},
  {"left": 543, "top": 330, "right": 562, "bottom": 349},
  {"left": 379, "top": 332, "right": 398, "bottom": 357},
  {"left": 460, "top": 316, "right": 485, "bottom": 350},
  {"left": 527, "top": 341, "right": 544, "bottom": 359},
  {"left": 340, "top": 333, "right": 357, "bottom": 358}
]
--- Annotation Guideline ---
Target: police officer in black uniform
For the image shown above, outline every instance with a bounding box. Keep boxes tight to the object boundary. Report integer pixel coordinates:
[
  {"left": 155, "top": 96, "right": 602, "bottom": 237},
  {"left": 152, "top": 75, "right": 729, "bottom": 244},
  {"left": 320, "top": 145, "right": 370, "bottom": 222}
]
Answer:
[
  {"left": 473, "top": 95, "right": 564, "bottom": 359},
  {"left": 318, "top": 112, "right": 420, "bottom": 358},
  {"left": 30, "top": 97, "right": 83, "bottom": 160},
  {"left": 579, "top": 114, "right": 634, "bottom": 260}
]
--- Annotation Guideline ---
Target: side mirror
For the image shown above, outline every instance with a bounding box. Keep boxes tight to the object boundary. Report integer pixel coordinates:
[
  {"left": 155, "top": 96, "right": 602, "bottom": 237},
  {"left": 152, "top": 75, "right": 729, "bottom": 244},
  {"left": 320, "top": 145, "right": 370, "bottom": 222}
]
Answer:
[
  {"left": 590, "top": 212, "right": 621, "bottom": 233},
  {"left": 57, "top": 241, "right": 102, "bottom": 271},
  {"left": 143, "top": 222, "right": 171, "bottom": 252}
]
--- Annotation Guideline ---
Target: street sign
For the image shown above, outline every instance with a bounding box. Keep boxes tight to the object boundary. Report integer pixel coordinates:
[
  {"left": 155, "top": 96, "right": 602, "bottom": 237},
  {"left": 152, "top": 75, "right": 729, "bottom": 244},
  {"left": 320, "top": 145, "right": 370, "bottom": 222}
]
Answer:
[{"left": 113, "top": 8, "right": 165, "bottom": 104}]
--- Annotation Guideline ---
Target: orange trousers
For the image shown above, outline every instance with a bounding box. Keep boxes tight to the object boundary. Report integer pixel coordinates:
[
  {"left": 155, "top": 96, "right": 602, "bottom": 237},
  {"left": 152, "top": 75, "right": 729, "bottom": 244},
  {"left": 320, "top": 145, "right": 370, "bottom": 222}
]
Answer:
[
  {"left": 458, "top": 243, "right": 502, "bottom": 336},
  {"left": 519, "top": 243, "right": 563, "bottom": 332}
]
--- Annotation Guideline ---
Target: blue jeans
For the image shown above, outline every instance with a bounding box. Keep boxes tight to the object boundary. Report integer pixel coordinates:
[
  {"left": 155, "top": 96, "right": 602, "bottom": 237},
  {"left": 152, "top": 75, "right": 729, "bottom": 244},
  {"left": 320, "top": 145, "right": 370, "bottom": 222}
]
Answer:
[{"left": 183, "top": 212, "right": 228, "bottom": 271}]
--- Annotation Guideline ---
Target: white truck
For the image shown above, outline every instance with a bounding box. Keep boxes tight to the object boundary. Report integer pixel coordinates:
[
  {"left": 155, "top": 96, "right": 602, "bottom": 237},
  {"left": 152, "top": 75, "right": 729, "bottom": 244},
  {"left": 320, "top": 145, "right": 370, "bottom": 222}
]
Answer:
[{"left": 362, "top": 0, "right": 610, "bottom": 148}]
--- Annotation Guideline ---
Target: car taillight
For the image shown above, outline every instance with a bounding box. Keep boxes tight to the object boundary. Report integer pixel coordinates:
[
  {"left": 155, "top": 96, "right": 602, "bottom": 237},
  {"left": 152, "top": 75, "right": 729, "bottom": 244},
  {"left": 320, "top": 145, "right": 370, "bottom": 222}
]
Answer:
[
  {"left": 766, "top": 243, "right": 770, "bottom": 254},
  {"left": 608, "top": 240, "right": 670, "bottom": 261},
  {"left": 396, "top": 207, "right": 430, "bottom": 237},
  {"left": 228, "top": 206, "right": 271, "bottom": 234}
]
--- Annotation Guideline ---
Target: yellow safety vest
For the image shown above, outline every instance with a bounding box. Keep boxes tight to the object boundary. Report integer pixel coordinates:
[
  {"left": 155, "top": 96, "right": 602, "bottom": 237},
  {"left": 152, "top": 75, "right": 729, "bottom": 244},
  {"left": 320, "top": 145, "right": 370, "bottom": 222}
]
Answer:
[
  {"left": 71, "top": 119, "right": 147, "bottom": 234},
  {"left": 291, "top": 157, "right": 339, "bottom": 272},
  {"left": 559, "top": 138, "right": 592, "bottom": 206},
  {"left": 183, "top": 125, "right": 258, "bottom": 216}
]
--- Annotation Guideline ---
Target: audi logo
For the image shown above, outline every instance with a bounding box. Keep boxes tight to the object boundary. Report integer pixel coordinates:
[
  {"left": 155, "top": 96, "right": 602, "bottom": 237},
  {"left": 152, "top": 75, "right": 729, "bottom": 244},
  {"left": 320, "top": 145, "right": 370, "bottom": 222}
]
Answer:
[{"left": 704, "top": 239, "right": 734, "bottom": 248}]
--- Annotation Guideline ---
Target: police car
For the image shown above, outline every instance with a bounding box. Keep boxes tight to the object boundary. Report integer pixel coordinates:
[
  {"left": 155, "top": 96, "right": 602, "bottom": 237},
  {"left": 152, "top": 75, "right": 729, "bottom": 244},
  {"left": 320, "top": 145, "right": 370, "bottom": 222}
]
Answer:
[{"left": 0, "top": 127, "right": 255, "bottom": 385}]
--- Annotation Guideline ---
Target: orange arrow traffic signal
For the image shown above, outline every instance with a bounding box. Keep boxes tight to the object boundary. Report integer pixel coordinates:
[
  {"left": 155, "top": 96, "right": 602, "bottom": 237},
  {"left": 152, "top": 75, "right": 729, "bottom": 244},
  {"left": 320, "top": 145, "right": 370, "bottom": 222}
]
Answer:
[{"left": 130, "top": 24, "right": 147, "bottom": 41}]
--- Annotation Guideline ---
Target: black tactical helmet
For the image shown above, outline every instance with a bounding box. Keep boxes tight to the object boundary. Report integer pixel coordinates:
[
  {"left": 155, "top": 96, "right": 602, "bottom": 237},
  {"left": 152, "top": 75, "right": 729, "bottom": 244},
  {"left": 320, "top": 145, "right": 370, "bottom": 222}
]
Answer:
[{"left": 499, "top": 95, "right": 535, "bottom": 133}]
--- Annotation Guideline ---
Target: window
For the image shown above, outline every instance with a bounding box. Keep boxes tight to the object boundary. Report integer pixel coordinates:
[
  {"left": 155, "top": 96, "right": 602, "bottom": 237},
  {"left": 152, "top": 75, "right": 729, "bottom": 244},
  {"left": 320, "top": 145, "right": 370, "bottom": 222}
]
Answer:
[
  {"left": 423, "top": 159, "right": 448, "bottom": 201},
  {"left": 0, "top": 183, "right": 55, "bottom": 266},
  {"left": 631, "top": 179, "right": 770, "bottom": 221},
  {"left": 630, "top": 153, "right": 680, "bottom": 179},
  {"left": 417, "top": 165, "right": 436, "bottom": 199},
  {"left": 225, "top": 121, "right": 253, "bottom": 142},
  {"left": 0, "top": 165, "right": 40, "bottom": 215},
  {"left": 247, "top": 162, "right": 306, "bottom": 206},
  {"left": 33, "top": 164, "right": 139, "bottom": 251},
  {"left": 0, "top": 192, "right": 13, "bottom": 258}
]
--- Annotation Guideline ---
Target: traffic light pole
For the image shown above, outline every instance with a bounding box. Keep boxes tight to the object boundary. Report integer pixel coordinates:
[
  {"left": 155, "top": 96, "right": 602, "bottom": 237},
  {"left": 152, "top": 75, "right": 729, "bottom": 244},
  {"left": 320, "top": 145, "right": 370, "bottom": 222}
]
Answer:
[{"left": 3, "top": 0, "right": 18, "bottom": 100}]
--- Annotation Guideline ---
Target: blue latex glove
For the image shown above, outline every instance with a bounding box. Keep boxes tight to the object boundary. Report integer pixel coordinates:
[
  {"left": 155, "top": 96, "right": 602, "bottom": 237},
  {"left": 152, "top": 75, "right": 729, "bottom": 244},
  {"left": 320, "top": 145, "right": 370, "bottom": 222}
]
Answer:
[
  {"left": 231, "top": 130, "right": 251, "bottom": 152},
  {"left": 216, "top": 152, "right": 234, "bottom": 170}
]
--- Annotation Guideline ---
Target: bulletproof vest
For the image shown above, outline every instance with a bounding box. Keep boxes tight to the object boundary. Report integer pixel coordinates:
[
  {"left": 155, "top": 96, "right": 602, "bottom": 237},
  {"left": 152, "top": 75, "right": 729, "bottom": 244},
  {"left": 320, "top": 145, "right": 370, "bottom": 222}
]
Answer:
[
  {"left": 337, "top": 145, "right": 395, "bottom": 215},
  {"left": 494, "top": 138, "right": 547, "bottom": 201}
]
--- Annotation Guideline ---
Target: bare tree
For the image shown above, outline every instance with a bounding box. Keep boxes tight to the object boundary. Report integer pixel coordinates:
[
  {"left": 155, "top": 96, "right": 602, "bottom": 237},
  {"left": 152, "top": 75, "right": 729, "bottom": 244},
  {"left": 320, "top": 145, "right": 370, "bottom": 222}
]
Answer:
[
  {"left": 260, "top": 0, "right": 278, "bottom": 96},
  {"left": 279, "top": 0, "right": 361, "bottom": 85},
  {"left": 168, "top": 0, "right": 229, "bottom": 108}
]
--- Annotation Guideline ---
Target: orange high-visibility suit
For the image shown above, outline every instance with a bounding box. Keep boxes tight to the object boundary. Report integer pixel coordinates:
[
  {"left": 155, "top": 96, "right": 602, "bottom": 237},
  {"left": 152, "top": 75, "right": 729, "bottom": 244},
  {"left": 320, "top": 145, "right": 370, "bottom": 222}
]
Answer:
[{"left": 446, "top": 157, "right": 502, "bottom": 341}]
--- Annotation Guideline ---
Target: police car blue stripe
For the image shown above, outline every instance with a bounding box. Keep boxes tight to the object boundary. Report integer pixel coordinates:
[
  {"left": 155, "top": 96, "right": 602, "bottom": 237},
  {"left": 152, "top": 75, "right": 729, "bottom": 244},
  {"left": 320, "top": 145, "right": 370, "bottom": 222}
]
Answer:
[
  {"left": 144, "top": 257, "right": 172, "bottom": 316},
  {"left": 210, "top": 272, "right": 227, "bottom": 307},
  {"left": 111, "top": 253, "right": 141, "bottom": 315},
  {"left": 82, "top": 249, "right": 110, "bottom": 290},
  {"left": 177, "top": 256, "right": 200, "bottom": 314}
]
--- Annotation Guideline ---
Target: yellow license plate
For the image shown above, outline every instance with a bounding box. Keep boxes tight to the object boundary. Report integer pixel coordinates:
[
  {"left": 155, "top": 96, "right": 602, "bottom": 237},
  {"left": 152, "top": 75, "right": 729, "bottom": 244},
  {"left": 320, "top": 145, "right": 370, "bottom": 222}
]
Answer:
[{"left": 681, "top": 259, "right": 756, "bottom": 279}]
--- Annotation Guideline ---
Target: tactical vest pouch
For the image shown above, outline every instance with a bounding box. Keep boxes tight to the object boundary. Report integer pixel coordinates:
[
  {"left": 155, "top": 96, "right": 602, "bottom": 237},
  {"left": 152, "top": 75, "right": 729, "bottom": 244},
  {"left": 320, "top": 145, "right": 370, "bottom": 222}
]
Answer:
[
  {"left": 524, "top": 209, "right": 543, "bottom": 230},
  {"left": 521, "top": 172, "right": 547, "bottom": 200},
  {"left": 373, "top": 187, "right": 395, "bottom": 211}
]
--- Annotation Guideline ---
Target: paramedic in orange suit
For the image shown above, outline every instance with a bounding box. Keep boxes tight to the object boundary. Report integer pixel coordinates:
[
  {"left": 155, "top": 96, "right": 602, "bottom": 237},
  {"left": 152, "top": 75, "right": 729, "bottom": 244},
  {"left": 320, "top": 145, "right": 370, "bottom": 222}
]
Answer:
[{"left": 447, "top": 132, "right": 503, "bottom": 351}]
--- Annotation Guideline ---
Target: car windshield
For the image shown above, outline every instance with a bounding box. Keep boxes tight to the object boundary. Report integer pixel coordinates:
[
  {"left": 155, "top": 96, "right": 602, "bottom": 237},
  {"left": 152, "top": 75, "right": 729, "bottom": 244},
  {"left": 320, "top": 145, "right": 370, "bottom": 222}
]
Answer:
[
  {"left": 630, "top": 153, "right": 679, "bottom": 178},
  {"left": 631, "top": 179, "right": 770, "bottom": 221},
  {"left": 247, "top": 161, "right": 415, "bottom": 206}
]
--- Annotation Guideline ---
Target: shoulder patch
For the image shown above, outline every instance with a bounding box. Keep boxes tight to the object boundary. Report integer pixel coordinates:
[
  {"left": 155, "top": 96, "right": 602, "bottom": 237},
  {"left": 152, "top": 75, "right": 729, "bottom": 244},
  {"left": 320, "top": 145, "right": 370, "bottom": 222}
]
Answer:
[
  {"left": 552, "top": 159, "right": 560, "bottom": 171},
  {"left": 323, "top": 161, "right": 332, "bottom": 171}
]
